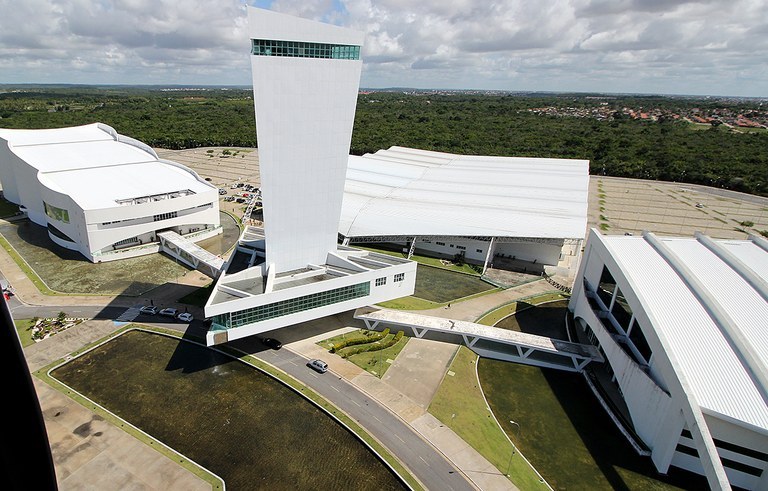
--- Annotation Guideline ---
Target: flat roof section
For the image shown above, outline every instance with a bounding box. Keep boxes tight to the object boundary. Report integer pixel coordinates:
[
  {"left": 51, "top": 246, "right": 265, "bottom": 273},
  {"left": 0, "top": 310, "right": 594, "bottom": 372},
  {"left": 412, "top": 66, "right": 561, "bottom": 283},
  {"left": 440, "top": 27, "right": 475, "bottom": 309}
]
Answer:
[
  {"left": 341, "top": 146, "right": 589, "bottom": 240},
  {"left": 599, "top": 233, "right": 768, "bottom": 431}
]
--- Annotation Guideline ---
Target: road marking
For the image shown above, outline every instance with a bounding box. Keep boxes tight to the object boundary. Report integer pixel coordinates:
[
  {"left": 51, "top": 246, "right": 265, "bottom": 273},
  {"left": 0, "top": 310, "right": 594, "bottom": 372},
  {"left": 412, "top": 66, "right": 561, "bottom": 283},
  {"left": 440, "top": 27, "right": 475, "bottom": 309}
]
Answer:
[
  {"left": 419, "top": 455, "right": 430, "bottom": 466},
  {"left": 351, "top": 400, "right": 361, "bottom": 407},
  {"left": 331, "top": 386, "right": 340, "bottom": 392},
  {"left": 395, "top": 434, "right": 405, "bottom": 443},
  {"left": 288, "top": 360, "right": 298, "bottom": 366}
]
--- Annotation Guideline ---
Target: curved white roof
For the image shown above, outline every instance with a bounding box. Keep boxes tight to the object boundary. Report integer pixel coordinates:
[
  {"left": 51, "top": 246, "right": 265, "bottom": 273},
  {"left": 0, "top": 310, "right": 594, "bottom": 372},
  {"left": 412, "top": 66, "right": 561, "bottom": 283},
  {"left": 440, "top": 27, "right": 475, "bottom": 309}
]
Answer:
[
  {"left": 600, "top": 233, "right": 768, "bottom": 431},
  {"left": 0, "top": 123, "right": 214, "bottom": 210},
  {"left": 340, "top": 146, "right": 589, "bottom": 239}
]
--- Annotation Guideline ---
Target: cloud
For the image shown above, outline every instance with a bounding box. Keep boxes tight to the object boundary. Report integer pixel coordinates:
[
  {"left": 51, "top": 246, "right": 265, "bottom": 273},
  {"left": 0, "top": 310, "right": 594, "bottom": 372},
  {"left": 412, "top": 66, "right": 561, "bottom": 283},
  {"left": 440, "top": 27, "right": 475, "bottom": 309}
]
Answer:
[{"left": 0, "top": 0, "right": 765, "bottom": 96}]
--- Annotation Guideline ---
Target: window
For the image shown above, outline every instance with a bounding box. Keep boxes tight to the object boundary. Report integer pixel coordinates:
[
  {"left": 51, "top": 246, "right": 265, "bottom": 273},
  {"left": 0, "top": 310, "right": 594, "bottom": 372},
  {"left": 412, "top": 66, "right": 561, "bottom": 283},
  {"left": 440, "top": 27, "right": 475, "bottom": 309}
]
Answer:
[
  {"left": 476, "top": 249, "right": 483, "bottom": 253},
  {"left": 251, "top": 39, "right": 361, "bottom": 60},
  {"left": 47, "top": 223, "right": 74, "bottom": 243},
  {"left": 375, "top": 277, "right": 387, "bottom": 287},
  {"left": 44, "top": 202, "right": 69, "bottom": 223},
  {"left": 394, "top": 273, "right": 405, "bottom": 282},
  {"left": 436, "top": 242, "right": 446, "bottom": 246},
  {"left": 456, "top": 245, "right": 466, "bottom": 250},
  {"left": 153, "top": 211, "right": 178, "bottom": 222},
  {"left": 214, "top": 282, "right": 370, "bottom": 329},
  {"left": 628, "top": 321, "right": 653, "bottom": 363},
  {"left": 113, "top": 237, "right": 139, "bottom": 247},
  {"left": 611, "top": 287, "right": 633, "bottom": 330},
  {"left": 597, "top": 266, "right": 617, "bottom": 308},
  {"left": 449, "top": 244, "right": 455, "bottom": 248}
]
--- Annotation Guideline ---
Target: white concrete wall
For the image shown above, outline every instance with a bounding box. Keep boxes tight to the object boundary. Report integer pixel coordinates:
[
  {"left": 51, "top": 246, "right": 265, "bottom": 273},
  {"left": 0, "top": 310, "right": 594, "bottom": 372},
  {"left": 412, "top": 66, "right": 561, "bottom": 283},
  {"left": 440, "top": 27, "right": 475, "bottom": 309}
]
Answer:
[
  {"left": 206, "top": 258, "right": 416, "bottom": 344},
  {"left": 249, "top": 7, "right": 364, "bottom": 273}
]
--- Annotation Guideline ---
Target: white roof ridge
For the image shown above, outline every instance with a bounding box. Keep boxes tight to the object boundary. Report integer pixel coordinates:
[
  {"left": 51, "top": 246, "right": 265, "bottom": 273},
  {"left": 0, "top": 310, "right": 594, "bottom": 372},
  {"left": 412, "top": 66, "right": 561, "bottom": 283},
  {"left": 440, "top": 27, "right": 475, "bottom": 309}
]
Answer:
[{"left": 643, "top": 231, "right": 768, "bottom": 409}]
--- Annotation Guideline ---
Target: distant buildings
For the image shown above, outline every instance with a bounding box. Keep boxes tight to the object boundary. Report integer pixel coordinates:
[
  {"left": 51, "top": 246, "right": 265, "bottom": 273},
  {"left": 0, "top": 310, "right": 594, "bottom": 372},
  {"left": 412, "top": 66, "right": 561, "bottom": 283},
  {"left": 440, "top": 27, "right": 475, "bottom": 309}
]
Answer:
[
  {"left": 203, "top": 8, "right": 416, "bottom": 345},
  {"left": 0, "top": 123, "right": 221, "bottom": 262},
  {"left": 569, "top": 229, "right": 768, "bottom": 490}
]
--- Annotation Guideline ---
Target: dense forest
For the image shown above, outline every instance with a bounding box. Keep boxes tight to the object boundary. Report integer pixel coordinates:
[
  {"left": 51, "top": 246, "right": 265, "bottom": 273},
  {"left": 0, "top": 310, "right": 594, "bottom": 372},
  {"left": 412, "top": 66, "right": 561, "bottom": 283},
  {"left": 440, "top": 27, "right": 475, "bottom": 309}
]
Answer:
[{"left": 0, "top": 86, "right": 766, "bottom": 196}]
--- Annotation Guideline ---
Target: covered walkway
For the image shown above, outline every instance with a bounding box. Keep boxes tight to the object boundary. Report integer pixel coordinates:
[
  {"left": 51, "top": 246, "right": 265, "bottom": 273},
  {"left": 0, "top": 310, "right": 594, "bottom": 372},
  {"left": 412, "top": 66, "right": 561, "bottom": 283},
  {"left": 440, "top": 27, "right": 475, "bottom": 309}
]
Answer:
[
  {"left": 158, "top": 231, "right": 225, "bottom": 279},
  {"left": 355, "top": 307, "right": 603, "bottom": 372}
]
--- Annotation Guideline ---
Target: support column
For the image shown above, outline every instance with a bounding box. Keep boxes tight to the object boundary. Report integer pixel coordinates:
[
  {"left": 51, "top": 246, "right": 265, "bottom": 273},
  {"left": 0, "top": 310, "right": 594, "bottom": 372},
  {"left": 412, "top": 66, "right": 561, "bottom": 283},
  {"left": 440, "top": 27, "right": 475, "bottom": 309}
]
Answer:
[
  {"left": 482, "top": 237, "right": 496, "bottom": 275},
  {"left": 407, "top": 237, "right": 417, "bottom": 259}
]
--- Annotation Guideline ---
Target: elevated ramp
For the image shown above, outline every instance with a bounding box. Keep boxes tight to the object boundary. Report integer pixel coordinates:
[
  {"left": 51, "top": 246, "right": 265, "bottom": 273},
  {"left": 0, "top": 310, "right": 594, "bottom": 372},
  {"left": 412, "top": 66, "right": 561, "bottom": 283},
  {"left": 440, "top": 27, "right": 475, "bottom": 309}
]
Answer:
[
  {"left": 354, "top": 307, "right": 603, "bottom": 372},
  {"left": 158, "top": 231, "right": 225, "bottom": 279}
]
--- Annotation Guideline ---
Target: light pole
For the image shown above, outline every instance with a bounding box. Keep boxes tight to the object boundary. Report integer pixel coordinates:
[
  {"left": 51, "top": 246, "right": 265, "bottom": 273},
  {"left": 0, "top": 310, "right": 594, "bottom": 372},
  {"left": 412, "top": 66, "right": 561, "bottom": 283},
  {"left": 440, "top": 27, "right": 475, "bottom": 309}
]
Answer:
[{"left": 506, "top": 420, "right": 521, "bottom": 477}]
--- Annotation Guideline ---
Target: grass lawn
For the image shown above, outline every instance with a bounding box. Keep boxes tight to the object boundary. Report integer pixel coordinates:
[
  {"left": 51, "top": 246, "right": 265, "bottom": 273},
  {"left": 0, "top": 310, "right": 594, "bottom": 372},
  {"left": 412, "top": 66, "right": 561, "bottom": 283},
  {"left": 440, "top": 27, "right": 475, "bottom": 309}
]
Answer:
[
  {"left": 317, "top": 329, "right": 410, "bottom": 378},
  {"left": 0, "top": 198, "right": 19, "bottom": 218},
  {"left": 354, "top": 245, "right": 481, "bottom": 275},
  {"left": 478, "top": 361, "right": 704, "bottom": 491},
  {"left": 476, "top": 292, "right": 569, "bottom": 326},
  {"left": 428, "top": 347, "right": 547, "bottom": 491},
  {"left": 14, "top": 318, "right": 35, "bottom": 347}
]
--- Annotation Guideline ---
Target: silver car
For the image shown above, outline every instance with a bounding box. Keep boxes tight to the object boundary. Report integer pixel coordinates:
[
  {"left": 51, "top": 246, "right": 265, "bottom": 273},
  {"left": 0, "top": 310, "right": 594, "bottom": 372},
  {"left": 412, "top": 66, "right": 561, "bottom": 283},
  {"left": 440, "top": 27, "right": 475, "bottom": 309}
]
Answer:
[{"left": 307, "top": 359, "right": 328, "bottom": 373}]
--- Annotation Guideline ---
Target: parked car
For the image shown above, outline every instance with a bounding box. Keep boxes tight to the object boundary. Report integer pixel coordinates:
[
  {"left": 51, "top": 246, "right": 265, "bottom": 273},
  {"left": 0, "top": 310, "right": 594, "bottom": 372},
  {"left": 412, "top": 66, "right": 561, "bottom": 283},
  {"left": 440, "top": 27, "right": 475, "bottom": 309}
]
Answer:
[
  {"left": 218, "top": 189, "right": 227, "bottom": 195},
  {"left": 236, "top": 198, "right": 245, "bottom": 203},
  {"left": 176, "top": 312, "right": 194, "bottom": 322},
  {"left": 307, "top": 359, "right": 328, "bottom": 373},
  {"left": 140, "top": 305, "right": 158, "bottom": 315},
  {"left": 159, "top": 307, "right": 178, "bottom": 318},
  {"left": 262, "top": 337, "right": 282, "bottom": 350}
]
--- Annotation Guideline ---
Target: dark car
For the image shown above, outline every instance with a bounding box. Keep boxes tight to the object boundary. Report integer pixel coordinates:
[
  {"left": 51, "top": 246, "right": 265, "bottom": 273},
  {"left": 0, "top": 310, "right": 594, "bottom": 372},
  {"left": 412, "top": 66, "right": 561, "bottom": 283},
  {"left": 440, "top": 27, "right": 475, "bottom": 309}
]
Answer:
[{"left": 262, "top": 337, "right": 282, "bottom": 350}]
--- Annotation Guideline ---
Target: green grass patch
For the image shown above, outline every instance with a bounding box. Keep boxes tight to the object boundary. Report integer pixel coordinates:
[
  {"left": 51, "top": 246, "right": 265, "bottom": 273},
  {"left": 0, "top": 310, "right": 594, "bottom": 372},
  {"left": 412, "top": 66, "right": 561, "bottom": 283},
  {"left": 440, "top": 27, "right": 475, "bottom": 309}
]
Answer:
[
  {"left": 0, "top": 198, "right": 19, "bottom": 218},
  {"left": 478, "top": 360, "right": 701, "bottom": 490},
  {"left": 0, "top": 233, "right": 57, "bottom": 295},
  {"left": 377, "top": 295, "right": 440, "bottom": 310},
  {"left": 476, "top": 292, "right": 569, "bottom": 326},
  {"left": 178, "top": 282, "right": 214, "bottom": 307},
  {"left": 599, "top": 223, "right": 610, "bottom": 231},
  {"left": 14, "top": 318, "right": 36, "bottom": 347},
  {"left": 345, "top": 335, "right": 409, "bottom": 378},
  {"left": 429, "top": 347, "right": 547, "bottom": 490},
  {"left": 354, "top": 245, "right": 480, "bottom": 275}
]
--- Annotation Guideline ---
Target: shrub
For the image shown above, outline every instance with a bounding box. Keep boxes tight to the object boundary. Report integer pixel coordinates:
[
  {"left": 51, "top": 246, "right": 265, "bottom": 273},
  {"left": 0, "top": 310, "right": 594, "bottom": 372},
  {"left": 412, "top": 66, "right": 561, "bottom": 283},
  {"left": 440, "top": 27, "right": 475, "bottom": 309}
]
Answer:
[{"left": 330, "top": 328, "right": 389, "bottom": 353}]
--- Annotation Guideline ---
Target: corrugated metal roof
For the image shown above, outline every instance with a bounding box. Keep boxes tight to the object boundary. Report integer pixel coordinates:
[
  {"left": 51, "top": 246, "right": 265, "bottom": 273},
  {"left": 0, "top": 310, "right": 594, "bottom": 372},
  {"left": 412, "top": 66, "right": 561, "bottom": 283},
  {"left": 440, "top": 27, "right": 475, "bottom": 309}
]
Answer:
[
  {"left": 601, "top": 234, "right": 768, "bottom": 431},
  {"left": 340, "top": 146, "right": 589, "bottom": 239}
]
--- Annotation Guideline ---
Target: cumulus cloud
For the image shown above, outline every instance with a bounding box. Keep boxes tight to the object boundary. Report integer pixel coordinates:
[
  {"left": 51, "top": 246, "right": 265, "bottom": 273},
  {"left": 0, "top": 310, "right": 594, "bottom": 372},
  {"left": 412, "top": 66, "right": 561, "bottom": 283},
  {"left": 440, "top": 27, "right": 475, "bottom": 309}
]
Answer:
[{"left": 0, "top": 0, "right": 764, "bottom": 95}]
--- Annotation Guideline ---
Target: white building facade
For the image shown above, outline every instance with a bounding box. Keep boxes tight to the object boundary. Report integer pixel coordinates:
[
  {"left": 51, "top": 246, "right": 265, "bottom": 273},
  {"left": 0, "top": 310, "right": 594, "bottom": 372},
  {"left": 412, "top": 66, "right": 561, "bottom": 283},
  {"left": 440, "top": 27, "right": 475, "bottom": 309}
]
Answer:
[
  {"left": 204, "top": 8, "right": 416, "bottom": 345},
  {"left": 569, "top": 229, "right": 768, "bottom": 490},
  {"left": 0, "top": 123, "right": 221, "bottom": 262},
  {"left": 340, "top": 147, "right": 589, "bottom": 277}
]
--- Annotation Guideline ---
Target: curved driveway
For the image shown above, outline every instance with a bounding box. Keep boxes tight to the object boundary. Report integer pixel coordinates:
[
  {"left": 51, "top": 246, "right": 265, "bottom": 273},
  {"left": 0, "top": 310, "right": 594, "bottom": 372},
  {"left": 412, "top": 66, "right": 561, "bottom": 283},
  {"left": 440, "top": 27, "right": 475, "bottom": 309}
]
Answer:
[{"left": 252, "top": 345, "right": 476, "bottom": 491}]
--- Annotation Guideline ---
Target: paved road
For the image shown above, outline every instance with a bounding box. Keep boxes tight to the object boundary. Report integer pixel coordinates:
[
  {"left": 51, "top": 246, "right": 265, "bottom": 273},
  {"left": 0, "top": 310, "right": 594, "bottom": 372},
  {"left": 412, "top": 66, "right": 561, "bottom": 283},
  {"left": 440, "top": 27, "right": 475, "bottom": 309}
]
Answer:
[{"left": 250, "top": 343, "right": 476, "bottom": 491}]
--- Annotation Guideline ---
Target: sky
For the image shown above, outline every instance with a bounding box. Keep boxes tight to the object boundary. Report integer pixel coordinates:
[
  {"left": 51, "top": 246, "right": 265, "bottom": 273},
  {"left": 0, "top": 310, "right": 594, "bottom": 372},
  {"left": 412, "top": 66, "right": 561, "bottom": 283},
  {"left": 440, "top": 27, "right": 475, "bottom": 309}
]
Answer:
[{"left": 0, "top": 0, "right": 766, "bottom": 97}]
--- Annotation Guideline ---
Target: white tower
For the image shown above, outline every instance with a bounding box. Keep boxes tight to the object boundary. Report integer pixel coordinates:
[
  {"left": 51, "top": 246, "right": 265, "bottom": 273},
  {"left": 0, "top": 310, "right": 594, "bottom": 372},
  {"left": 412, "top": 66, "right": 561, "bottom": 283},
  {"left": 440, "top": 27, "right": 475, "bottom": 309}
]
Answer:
[{"left": 249, "top": 7, "right": 364, "bottom": 272}]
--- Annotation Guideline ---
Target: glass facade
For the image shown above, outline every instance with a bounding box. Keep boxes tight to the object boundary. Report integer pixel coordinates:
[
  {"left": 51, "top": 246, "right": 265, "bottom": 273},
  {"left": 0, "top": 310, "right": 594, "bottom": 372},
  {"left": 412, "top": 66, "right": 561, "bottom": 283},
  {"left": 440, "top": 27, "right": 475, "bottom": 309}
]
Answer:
[
  {"left": 213, "top": 282, "right": 370, "bottom": 330},
  {"left": 44, "top": 202, "right": 69, "bottom": 223},
  {"left": 251, "top": 39, "right": 361, "bottom": 60}
]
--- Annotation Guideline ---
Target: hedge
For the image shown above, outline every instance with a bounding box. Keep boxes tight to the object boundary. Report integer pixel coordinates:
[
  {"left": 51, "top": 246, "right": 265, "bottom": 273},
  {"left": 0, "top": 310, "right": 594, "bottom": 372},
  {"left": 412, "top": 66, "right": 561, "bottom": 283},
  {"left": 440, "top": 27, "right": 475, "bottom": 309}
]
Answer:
[
  {"left": 330, "top": 328, "right": 389, "bottom": 353},
  {"left": 339, "top": 330, "right": 405, "bottom": 358}
]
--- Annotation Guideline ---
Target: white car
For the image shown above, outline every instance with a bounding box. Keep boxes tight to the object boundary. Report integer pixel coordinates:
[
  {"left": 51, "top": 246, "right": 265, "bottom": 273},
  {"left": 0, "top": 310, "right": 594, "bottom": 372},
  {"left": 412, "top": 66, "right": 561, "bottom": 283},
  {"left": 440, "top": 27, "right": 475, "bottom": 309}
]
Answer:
[
  {"left": 307, "top": 359, "right": 328, "bottom": 373},
  {"left": 140, "top": 305, "right": 158, "bottom": 315},
  {"left": 159, "top": 307, "right": 178, "bottom": 318},
  {"left": 176, "top": 312, "right": 194, "bottom": 322}
]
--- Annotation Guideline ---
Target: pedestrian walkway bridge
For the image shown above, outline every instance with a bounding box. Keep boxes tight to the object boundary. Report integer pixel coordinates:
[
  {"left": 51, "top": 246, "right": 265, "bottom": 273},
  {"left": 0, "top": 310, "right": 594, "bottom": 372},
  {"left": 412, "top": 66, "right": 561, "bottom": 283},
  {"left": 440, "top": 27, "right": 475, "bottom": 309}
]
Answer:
[
  {"left": 157, "top": 231, "right": 225, "bottom": 279},
  {"left": 354, "top": 307, "right": 603, "bottom": 372}
]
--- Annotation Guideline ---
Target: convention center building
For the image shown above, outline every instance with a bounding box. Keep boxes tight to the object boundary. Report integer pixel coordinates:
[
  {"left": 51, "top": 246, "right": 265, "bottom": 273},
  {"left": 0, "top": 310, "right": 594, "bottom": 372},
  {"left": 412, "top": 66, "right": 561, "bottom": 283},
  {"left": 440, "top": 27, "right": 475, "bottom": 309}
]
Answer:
[
  {"left": 0, "top": 123, "right": 221, "bottom": 262},
  {"left": 569, "top": 229, "right": 768, "bottom": 490}
]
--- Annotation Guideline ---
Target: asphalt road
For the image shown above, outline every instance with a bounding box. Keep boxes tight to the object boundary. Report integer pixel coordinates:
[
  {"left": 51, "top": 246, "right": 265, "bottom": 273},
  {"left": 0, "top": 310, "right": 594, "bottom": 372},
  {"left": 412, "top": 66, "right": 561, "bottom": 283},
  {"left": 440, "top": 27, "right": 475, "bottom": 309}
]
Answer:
[{"left": 253, "top": 345, "right": 476, "bottom": 491}]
